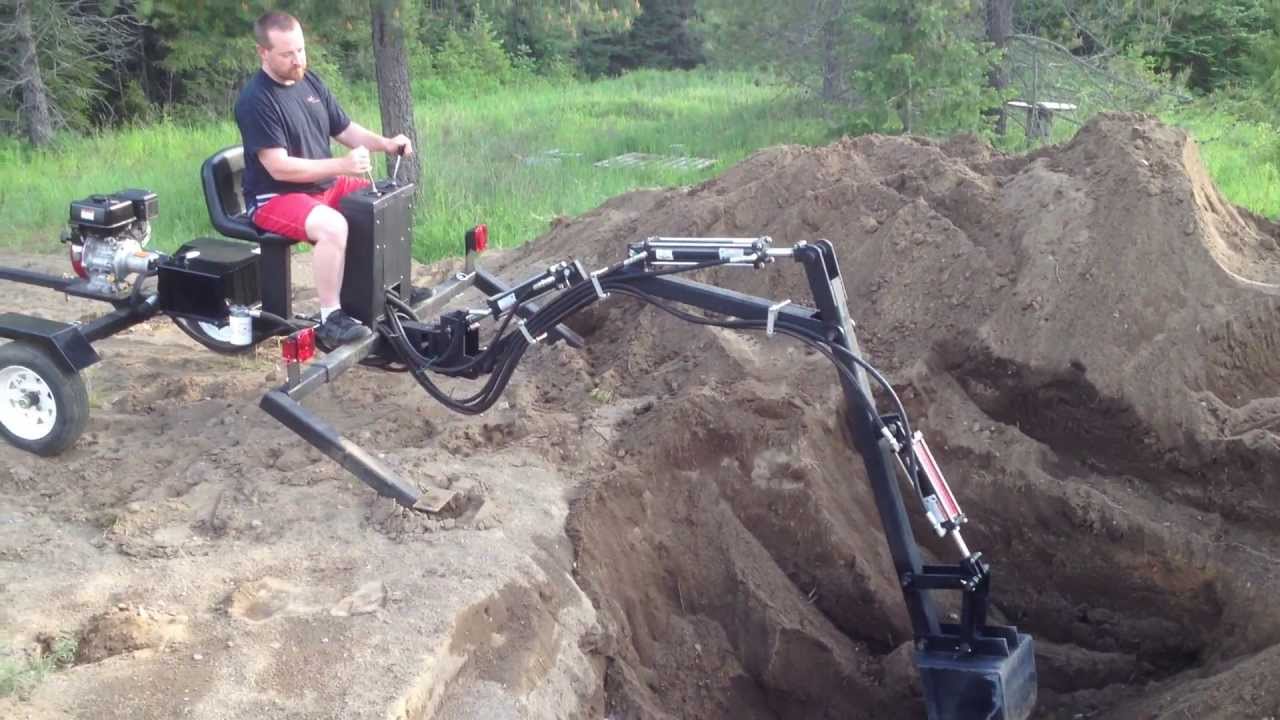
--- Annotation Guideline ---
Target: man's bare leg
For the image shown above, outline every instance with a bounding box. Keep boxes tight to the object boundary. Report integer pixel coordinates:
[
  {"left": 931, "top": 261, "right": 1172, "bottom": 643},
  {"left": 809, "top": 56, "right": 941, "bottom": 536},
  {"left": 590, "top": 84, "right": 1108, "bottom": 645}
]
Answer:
[
  {"left": 302, "top": 205, "right": 369, "bottom": 347},
  {"left": 304, "top": 205, "right": 348, "bottom": 312}
]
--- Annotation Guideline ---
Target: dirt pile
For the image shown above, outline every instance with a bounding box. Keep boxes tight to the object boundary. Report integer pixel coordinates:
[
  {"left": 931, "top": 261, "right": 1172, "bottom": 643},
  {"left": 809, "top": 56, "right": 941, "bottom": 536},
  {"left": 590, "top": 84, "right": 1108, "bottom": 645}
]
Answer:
[{"left": 484, "top": 112, "right": 1280, "bottom": 719}]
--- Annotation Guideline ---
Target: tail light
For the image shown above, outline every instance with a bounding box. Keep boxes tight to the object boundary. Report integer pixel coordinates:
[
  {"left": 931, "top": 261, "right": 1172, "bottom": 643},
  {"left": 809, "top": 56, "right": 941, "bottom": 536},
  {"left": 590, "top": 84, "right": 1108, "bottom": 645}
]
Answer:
[
  {"left": 281, "top": 327, "right": 316, "bottom": 364},
  {"left": 68, "top": 244, "right": 87, "bottom": 279},
  {"left": 466, "top": 224, "right": 488, "bottom": 254}
]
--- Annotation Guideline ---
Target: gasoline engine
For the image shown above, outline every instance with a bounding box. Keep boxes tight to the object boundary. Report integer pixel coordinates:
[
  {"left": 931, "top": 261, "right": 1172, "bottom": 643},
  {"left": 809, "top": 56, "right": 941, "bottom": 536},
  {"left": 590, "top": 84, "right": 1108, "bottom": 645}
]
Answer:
[{"left": 62, "top": 189, "right": 162, "bottom": 296}]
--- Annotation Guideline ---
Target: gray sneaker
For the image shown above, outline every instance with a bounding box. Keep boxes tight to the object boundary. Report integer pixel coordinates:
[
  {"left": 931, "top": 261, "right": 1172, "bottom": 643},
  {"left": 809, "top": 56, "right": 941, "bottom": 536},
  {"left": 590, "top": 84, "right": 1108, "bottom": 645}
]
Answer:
[{"left": 316, "top": 310, "right": 372, "bottom": 350}]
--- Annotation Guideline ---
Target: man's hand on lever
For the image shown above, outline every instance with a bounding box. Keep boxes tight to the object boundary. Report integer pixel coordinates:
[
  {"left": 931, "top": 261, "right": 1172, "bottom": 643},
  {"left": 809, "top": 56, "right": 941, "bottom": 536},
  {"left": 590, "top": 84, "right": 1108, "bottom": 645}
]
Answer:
[
  {"left": 344, "top": 146, "right": 372, "bottom": 176},
  {"left": 383, "top": 134, "right": 413, "bottom": 157}
]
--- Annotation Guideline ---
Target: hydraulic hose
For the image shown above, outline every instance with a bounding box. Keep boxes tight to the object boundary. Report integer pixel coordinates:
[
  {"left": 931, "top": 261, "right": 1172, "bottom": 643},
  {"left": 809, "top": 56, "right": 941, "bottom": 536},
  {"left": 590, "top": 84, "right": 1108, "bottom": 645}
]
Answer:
[{"left": 376, "top": 259, "right": 917, "bottom": 474}]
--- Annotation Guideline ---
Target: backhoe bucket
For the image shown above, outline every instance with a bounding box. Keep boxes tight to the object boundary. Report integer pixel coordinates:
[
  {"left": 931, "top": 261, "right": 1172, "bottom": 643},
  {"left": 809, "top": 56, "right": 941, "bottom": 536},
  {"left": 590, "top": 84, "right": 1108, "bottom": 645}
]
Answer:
[{"left": 915, "top": 632, "right": 1037, "bottom": 720}]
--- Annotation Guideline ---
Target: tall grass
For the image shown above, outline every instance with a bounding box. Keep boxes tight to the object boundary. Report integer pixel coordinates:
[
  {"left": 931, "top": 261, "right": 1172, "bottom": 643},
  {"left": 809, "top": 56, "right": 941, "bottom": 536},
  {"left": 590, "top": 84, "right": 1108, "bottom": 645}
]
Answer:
[
  {"left": 411, "top": 71, "right": 831, "bottom": 259},
  {"left": 1163, "top": 106, "right": 1280, "bottom": 219},
  {"left": 0, "top": 70, "right": 833, "bottom": 260},
  {"left": 0, "top": 122, "right": 234, "bottom": 253},
  {"left": 2, "top": 68, "right": 1276, "bottom": 262}
]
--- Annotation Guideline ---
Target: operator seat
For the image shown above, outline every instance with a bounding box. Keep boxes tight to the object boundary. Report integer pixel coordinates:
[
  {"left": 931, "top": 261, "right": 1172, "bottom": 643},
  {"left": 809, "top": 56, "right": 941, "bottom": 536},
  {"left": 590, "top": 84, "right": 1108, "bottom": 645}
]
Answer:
[{"left": 201, "top": 145, "right": 295, "bottom": 319}]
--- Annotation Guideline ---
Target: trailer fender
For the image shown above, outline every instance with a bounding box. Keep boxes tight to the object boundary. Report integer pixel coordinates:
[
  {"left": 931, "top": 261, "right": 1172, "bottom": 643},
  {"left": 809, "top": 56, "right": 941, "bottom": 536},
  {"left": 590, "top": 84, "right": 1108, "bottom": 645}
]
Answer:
[{"left": 0, "top": 312, "right": 101, "bottom": 373}]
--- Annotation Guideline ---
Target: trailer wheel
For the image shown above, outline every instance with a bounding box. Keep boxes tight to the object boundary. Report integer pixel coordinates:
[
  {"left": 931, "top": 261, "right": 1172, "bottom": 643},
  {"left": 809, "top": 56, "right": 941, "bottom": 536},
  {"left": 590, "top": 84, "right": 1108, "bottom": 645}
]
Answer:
[
  {"left": 172, "top": 317, "right": 254, "bottom": 355},
  {"left": 0, "top": 341, "right": 89, "bottom": 456}
]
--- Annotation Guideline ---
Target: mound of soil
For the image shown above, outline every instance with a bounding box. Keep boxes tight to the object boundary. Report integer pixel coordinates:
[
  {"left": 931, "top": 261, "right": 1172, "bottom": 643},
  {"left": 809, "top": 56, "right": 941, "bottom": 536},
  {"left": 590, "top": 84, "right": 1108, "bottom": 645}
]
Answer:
[
  {"left": 493, "top": 112, "right": 1280, "bottom": 719},
  {"left": 75, "top": 606, "right": 189, "bottom": 664}
]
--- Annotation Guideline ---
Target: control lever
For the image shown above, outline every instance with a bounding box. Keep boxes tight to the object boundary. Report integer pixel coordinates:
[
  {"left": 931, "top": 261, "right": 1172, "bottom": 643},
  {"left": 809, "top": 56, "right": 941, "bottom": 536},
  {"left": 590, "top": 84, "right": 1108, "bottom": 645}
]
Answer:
[
  {"left": 391, "top": 145, "right": 404, "bottom": 187},
  {"left": 349, "top": 146, "right": 379, "bottom": 196}
]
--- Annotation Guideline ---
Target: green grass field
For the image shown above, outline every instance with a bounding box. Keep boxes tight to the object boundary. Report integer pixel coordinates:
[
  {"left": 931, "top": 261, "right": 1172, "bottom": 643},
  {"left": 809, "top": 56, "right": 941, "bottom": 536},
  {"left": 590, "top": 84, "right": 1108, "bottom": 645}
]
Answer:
[
  {"left": 0, "top": 70, "right": 832, "bottom": 260},
  {"left": 0, "top": 69, "right": 1276, "bottom": 264},
  {"left": 1163, "top": 106, "right": 1280, "bottom": 219}
]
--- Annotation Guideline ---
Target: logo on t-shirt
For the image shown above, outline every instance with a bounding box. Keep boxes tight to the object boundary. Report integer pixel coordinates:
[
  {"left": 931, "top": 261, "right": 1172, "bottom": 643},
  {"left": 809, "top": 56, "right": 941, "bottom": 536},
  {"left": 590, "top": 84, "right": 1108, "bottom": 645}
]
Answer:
[{"left": 306, "top": 95, "right": 320, "bottom": 104}]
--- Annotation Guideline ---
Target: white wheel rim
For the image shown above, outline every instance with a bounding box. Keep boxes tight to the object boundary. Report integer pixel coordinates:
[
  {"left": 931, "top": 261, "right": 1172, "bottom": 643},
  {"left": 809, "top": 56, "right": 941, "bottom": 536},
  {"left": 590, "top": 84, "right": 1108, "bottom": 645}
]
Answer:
[
  {"left": 0, "top": 364, "right": 58, "bottom": 441},
  {"left": 196, "top": 321, "right": 233, "bottom": 343}
]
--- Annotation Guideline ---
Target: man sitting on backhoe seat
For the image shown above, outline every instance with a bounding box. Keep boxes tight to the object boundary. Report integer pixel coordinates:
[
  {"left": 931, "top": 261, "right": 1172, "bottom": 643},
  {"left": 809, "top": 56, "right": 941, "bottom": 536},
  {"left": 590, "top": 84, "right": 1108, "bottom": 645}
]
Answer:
[{"left": 235, "top": 11, "right": 413, "bottom": 348}]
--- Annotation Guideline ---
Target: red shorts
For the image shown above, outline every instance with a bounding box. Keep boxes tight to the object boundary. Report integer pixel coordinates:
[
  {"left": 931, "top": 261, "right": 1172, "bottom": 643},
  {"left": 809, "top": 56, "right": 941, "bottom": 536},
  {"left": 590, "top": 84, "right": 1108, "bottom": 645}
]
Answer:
[{"left": 250, "top": 176, "right": 370, "bottom": 243}]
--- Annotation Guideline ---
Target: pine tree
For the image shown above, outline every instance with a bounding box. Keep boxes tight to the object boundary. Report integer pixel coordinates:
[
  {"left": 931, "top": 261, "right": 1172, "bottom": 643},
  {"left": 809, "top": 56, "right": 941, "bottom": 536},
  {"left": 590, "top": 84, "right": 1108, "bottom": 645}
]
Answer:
[
  {"left": 700, "top": 0, "right": 995, "bottom": 134},
  {"left": 850, "top": 0, "right": 997, "bottom": 134},
  {"left": 614, "top": 0, "right": 705, "bottom": 72},
  {"left": 0, "top": 0, "right": 139, "bottom": 143}
]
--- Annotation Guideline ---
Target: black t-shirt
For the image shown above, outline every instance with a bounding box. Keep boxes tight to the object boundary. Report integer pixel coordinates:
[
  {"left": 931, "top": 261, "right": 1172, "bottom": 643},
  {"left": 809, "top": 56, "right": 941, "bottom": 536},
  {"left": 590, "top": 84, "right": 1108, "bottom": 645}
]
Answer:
[{"left": 234, "top": 69, "right": 351, "bottom": 208}]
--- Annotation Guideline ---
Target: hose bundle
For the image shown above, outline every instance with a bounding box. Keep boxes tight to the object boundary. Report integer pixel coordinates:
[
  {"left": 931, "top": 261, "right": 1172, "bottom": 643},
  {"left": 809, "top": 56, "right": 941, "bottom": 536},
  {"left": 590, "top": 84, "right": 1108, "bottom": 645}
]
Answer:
[{"left": 376, "top": 256, "right": 920, "bottom": 481}]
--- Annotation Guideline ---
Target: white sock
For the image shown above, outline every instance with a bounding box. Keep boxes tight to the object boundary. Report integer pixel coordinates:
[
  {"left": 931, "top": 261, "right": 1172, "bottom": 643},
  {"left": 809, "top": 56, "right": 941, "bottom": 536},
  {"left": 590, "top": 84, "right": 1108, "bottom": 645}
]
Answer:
[{"left": 320, "top": 305, "right": 339, "bottom": 323}]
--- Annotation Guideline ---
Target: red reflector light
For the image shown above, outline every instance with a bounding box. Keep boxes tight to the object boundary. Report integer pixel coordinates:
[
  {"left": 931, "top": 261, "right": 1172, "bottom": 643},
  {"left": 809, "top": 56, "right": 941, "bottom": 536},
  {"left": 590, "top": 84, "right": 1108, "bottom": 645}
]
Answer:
[
  {"left": 466, "top": 224, "right": 488, "bottom": 254},
  {"left": 297, "top": 327, "right": 316, "bottom": 361},
  {"left": 282, "top": 327, "right": 316, "bottom": 363},
  {"left": 68, "top": 244, "right": 87, "bottom": 279}
]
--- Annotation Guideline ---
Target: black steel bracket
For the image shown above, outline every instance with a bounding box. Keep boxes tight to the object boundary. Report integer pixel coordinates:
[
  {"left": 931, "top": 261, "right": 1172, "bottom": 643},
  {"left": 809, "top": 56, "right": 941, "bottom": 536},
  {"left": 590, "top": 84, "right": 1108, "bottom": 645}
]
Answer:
[
  {"left": 0, "top": 312, "right": 101, "bottom": 372},
  {"left": 257, "top": 259, "right": 584, "bottom": 512}
]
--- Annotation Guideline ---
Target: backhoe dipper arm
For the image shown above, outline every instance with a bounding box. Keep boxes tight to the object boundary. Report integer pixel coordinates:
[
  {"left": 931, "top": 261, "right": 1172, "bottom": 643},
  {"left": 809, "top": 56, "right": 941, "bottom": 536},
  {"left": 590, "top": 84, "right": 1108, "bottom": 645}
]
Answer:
[
  {"left": 619, "top": 241, "right": 954, "bottom": 638},
  {"left": 602, "top": 239, "right": 1037, "bottom": 720}
]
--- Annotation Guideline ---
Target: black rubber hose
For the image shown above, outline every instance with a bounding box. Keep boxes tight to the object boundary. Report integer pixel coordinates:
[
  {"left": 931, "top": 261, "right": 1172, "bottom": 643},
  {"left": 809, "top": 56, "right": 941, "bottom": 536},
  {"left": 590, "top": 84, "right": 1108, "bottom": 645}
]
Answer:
[
  {"left": 378, "top": 257, "right": 920, "bottom": 483},
  {"left": 253, "top": 310, "right": 297, "bottom": 335}
]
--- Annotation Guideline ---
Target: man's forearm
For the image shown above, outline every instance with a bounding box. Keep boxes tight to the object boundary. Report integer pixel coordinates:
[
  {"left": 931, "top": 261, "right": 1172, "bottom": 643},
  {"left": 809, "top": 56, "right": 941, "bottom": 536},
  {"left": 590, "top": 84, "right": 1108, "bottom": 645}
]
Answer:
[
  {"left": 336, "top": 122, "right": 392, "bottom": 152},
  {"left": 264, "top": 155, "right": 353, "bottom": 184}
]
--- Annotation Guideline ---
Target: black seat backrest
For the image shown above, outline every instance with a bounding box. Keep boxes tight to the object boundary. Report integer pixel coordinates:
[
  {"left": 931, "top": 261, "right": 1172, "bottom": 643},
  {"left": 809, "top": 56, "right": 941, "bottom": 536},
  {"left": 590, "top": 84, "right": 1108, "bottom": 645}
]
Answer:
[
  {"left": 199, "top": 145, "right": 296, "bottom": 317},
  {"left": 201, "top": 145, "right": 259, "bottom": 242}
]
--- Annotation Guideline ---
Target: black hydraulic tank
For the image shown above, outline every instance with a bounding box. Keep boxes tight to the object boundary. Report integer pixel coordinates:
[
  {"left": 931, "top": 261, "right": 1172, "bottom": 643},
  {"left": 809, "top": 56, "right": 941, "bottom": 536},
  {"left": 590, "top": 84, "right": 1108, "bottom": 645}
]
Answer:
[{"left": 339, "top": 181, "right": 415, "bottom": 325}]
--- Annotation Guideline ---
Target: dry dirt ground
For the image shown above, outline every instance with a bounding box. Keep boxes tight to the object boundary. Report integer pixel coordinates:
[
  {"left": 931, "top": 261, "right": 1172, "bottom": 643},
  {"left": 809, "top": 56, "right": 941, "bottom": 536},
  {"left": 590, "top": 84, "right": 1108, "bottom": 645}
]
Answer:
[{"left": 3, "top": 112, "right": 1280, "bottom": 719}]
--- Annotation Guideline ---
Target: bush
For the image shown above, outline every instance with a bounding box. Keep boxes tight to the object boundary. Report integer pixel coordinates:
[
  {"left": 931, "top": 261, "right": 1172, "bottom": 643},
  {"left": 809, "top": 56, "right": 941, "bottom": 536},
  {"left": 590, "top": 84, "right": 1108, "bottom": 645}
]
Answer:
[{"left": 414, "top": 12, "right": 534, "bottom": 98}]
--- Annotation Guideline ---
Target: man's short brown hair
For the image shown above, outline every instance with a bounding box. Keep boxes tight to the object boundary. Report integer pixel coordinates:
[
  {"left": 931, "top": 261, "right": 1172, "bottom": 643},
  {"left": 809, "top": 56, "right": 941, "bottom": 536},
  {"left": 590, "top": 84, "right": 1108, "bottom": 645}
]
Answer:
[{"left": 254, "top": 12, "right": 300, "bottom": 49}]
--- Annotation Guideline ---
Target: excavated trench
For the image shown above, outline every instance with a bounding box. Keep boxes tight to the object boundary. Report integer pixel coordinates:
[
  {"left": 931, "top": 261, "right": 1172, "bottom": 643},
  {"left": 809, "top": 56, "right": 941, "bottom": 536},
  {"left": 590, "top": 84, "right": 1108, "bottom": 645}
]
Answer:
[
  {"left": 936, "top": 343, "right": 1224, "bottom": 677},
  {"left": 563, "top": 342, "right": 1228, "bottom": 719}
]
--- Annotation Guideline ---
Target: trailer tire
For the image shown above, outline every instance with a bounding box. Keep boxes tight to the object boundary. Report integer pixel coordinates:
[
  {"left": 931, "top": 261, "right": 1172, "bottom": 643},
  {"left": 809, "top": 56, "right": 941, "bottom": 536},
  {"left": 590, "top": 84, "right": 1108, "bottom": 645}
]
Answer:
[
  {"left": 172, "top": 317, "right": 254, "bottom": 355},
  {"left": 0, "top": 341, "right": 89, "bottom": 456}
]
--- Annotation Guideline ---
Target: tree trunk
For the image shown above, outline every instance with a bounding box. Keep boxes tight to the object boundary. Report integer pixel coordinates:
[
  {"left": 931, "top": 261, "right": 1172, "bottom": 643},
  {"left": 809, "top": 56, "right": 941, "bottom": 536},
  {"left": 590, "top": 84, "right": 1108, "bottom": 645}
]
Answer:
[
  {"left": 897, "top": 5, "right": 916, "bottom": 134},
  {"left": 15, "top": 0, "right": 54, "bottom": 146},
  {"left": 902, "top": 75, "right": 913, "bottom": 135},
  {"left": 819, "top": 2, "right": 844, "bottom": 102},
  {"left": 370, "top": 0, "right": 420, "bottom": 189},
  {"left": 986, "top": 0, "right": 1014, "bottom": 135}
]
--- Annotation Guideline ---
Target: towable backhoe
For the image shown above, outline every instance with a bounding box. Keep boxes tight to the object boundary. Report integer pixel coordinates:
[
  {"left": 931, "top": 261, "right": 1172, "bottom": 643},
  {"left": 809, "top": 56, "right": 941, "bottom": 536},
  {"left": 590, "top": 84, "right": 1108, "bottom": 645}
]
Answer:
[{"left": 0, "top": 147, "right": 1037, "bottom": 720}]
